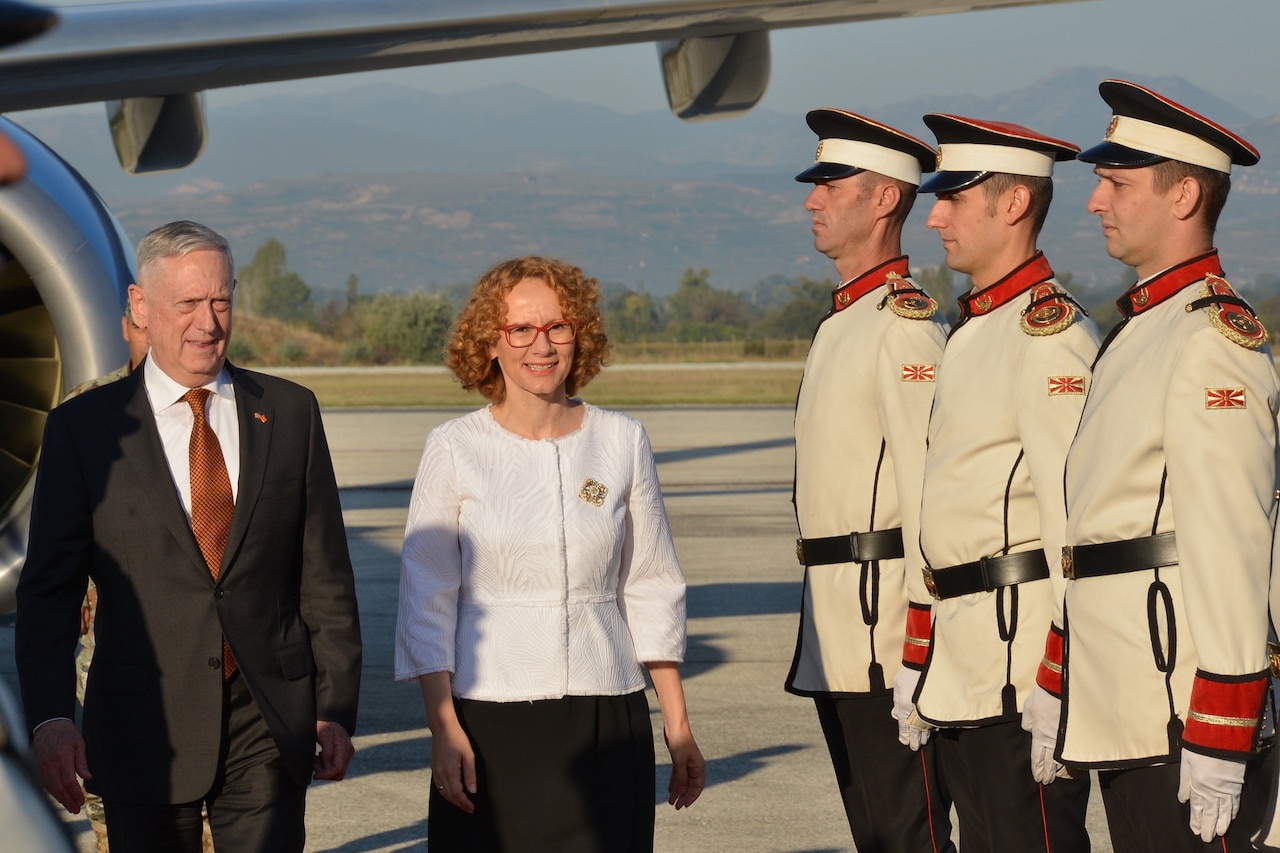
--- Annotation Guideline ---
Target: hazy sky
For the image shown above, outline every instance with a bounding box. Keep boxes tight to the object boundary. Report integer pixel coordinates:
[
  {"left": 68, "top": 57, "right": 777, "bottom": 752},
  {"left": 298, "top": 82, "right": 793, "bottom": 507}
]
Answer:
[{"left": 40, "top": 0, "right": 1280, "bottom": 120}]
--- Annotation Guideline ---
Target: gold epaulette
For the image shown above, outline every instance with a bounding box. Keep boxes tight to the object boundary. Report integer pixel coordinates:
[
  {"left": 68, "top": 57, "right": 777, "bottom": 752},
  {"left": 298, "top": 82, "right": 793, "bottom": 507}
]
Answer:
[
  {"left": 882, "top": 272, "right": 938, "bottom": 320},
  {"left": 1187, "top": 274, "right": 1268, "bottom": 350},
  {"left": 1019, "top": 283, "right": 1079, "bottom": 336}
]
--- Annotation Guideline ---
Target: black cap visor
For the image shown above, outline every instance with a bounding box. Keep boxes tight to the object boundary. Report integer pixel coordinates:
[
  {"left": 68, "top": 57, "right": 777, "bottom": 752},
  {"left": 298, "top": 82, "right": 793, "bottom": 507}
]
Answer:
[
  {"left": 795, "top": 162, "right": 865, "bottom": 183},
  {"left": 918, "top": 170, "right": 989, "bottom": 195},
  {"left": 1077, "top": 141, "right": 1167, "bottom": 167}
]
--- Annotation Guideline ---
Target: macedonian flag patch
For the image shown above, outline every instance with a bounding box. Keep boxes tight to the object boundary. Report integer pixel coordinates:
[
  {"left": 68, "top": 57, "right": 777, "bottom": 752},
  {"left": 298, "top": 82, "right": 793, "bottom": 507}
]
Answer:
[
  {"left": 1048, "top": 376, "right": 1085, "bottom": 396},
  {"left": 902, "top": 364, "right": 936, "bottom": 382},
  {"left": 1206, "top": 387, "right": 1246, "bottom": 409}
]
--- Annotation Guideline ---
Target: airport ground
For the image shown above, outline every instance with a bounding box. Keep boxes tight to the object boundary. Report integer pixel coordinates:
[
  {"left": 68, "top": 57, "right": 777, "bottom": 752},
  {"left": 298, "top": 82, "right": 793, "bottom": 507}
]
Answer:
[{"left": 0, "top": 404, "right": 1113, "bottom": 852}]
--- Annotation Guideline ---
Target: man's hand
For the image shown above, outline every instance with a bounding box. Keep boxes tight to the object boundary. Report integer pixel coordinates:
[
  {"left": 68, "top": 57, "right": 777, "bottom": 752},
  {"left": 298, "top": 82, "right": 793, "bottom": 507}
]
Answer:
[
  {"left": 891, "top": 667, "right": 929, "bottom": 750},
  {"left": 1021, "top": 686, "right": 1065, "bottom": 785},
  {"left": 31, "top": 719, "right": 90, "bottom": 813},
  {"left": 1178, "top": 750, "right": 1245, "bottom": 842},
  {"left": 313, "top": 720, "right": 355, "bottom": 781}
]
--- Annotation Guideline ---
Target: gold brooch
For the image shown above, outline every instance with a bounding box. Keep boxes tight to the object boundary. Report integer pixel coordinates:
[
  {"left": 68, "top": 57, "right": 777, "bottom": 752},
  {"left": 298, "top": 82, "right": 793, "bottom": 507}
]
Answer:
[{"left": 579, "top": 478, "right": 608, "bottom": 507}]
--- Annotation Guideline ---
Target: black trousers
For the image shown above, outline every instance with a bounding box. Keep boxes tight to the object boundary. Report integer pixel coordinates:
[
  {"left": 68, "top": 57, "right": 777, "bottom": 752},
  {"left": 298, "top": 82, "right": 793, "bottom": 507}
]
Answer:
[
  {"left": 813, "top": 692, "right": 955, "bottom": 853},
  {"left": 102, "top": 671, "right": 307, "bottom": 853},
  {"left": 935, "top": 719, "right": 1091, "bottom": 853},
  {"left": 1098, "top": 744, "right": 1276, "bottom": 853}
]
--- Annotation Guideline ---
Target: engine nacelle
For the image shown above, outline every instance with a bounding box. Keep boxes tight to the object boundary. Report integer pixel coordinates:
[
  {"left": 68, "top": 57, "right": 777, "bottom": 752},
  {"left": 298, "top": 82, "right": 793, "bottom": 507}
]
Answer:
[
  {"left": 658, "top": 30, "right": 771, "bottom": 121},
  {"left": 0, "top": 116, "right": 135, "bottom": 613}
]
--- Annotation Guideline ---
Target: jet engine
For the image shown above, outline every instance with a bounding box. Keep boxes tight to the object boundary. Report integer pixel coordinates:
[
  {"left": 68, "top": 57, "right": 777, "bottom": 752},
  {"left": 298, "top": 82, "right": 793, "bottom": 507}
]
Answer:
[{"left": 0, "top": 116, "right": 134, "bottom": 613}]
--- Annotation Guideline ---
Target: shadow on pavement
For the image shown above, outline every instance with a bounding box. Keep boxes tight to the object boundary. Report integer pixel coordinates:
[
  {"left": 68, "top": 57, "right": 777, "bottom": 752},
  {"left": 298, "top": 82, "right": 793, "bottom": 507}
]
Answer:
[
  {"left": 307, "top": 821, "right": 427, "bottom": 853},
  {"left": 688, "top": 582, "right": 798, "bottom": 618}
]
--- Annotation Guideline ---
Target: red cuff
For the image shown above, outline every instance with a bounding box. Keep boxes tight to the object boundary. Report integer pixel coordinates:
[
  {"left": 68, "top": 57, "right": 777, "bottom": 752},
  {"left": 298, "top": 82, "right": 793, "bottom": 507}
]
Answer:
[
  {"left": 1183, "top": 670, "right": 1267, "bottom": 758},
  {"left": 1036, "top": 625, "right": 1064, "bottom": 697},
  {"left": 902, "top": 602, "right": 931, "bottom": 668}
]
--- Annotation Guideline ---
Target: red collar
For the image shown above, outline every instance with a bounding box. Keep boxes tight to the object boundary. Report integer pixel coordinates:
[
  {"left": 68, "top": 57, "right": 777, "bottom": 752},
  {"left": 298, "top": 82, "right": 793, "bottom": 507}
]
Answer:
[
  {"left": 957, "top": 252, "right": 1054, "bottom": 320},
  {"left": 1116, "top": 251, "right": 1223, "bottom": 318},
  {"left": 831, "top": 256, "right": 911, "bottom": 312}
]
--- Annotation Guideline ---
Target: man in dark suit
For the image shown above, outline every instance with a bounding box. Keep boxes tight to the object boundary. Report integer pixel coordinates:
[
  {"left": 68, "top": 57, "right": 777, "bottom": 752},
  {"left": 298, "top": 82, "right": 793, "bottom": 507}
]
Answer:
[{"left": 15, "top": 220, "right": 362, "bottom": 852}]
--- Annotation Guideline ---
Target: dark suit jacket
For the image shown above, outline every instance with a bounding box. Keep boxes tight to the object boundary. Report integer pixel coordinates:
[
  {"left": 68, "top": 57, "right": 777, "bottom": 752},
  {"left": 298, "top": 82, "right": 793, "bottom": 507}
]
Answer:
[{"left": 15, "top": 361, "right": 361, "bottom": 803}]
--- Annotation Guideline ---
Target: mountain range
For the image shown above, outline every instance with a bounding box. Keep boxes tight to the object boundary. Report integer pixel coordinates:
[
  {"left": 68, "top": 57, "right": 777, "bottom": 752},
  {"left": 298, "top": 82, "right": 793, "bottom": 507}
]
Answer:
[{"left": 12, "top": 66, "right": 1280, "bottom": 300}]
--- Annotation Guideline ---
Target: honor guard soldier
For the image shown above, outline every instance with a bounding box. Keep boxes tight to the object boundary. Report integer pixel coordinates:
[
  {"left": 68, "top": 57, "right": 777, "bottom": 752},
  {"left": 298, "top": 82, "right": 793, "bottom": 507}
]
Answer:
[
  {"left": 1047, "top": 80, "right": 1279, "bottom": 852},
  {"left": 900, "top": 114, "right": 1097, "bottom": 852},
  {"left": 786, "top": 108, "right": 955, "bottom": 852}
]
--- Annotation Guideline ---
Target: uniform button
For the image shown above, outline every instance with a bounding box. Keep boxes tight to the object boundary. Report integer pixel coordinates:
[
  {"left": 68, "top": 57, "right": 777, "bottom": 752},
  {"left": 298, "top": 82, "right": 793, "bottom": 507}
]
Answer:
[
  {"left": 214, "top": 588, "right": 224, "bottom": 599},
  {"left": 208, "top": 658, "right": 220, "bottom": 669}
]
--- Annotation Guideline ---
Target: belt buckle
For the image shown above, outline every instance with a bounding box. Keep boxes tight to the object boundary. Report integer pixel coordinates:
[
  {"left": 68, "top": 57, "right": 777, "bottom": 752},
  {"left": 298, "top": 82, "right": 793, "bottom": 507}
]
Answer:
[
  {"left": 796, "top": 539, "right": 805, "bottom": 566},
  {"left": 1269, "top": 641, "right": 1280, "bottom": 679},
  {"left": 1061, "top": 546, "right": 1076, "bottom": 580},
  {"left": 922, "top": 567, "right": 939, "bottom": 599}
]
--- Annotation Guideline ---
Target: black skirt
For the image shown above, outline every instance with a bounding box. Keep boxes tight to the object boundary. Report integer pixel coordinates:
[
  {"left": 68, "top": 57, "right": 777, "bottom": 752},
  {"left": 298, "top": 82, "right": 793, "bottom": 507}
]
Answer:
[{"left": 428, "top": 690, "right": 656, "bottom": 852}]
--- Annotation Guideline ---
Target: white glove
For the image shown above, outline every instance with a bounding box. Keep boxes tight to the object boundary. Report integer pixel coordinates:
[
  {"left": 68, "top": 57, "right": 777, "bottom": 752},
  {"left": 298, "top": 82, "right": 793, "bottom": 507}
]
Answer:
[
  {"left": 891, "top": 667, "right": 931, "bottom": 750},
  {"left": 1177, "top": 750, "right": 1245, "bottom": 843},
  {"left": 1020, "top": 686, "right": 1065, "bottom": 785}
]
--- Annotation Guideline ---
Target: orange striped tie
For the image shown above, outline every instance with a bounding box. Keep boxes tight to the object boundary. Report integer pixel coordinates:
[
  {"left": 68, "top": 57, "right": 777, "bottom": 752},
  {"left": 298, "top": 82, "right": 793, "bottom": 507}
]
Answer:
[{"left": 183, "top": 389, "right": 237, "bottom": 680}]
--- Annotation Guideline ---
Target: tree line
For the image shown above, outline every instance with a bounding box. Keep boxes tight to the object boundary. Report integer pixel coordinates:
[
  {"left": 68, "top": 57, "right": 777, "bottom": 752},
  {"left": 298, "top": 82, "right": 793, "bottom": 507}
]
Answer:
[{"left": 229, "top": 238, "right": 1280, "bottom": 366}]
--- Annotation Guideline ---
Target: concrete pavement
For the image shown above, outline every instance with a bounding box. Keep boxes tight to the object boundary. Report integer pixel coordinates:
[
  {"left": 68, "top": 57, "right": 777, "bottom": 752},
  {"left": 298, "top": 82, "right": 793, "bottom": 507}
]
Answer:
[{"left": 0, "top": 404, "right": 1112, "bottom": 852}]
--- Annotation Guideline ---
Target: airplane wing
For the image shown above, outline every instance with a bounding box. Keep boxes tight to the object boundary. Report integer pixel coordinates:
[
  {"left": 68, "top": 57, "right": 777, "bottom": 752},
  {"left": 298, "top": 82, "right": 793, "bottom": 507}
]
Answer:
[{"left": 1, "top": 0, "right": 1086, "bottom": 113}]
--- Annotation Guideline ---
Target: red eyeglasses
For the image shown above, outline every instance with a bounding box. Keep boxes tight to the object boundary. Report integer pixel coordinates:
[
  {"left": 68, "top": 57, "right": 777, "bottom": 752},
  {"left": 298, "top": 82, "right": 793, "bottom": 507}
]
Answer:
[{"left": 499, "top": 320, "right": 577, "bottom": 348}]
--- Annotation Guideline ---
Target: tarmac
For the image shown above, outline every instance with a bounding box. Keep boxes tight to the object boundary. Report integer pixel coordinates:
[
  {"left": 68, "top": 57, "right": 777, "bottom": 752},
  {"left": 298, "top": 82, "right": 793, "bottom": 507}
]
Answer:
[{"left": 0, "top": 404, "right": 1113, "bottom": 852}]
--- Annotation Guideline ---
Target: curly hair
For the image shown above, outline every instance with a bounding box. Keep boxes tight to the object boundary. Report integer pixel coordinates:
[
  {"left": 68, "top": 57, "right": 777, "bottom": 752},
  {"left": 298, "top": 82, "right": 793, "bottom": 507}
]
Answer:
[{"left": 445, "top": 256, "right": 611, "bottom": 403}]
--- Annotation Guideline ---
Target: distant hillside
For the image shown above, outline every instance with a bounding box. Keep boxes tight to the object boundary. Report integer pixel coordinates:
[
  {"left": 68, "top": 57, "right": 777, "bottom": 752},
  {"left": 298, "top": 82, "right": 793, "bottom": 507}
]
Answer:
[{"left": 11, "top": 68, "right": 1280, "bottom": 296}]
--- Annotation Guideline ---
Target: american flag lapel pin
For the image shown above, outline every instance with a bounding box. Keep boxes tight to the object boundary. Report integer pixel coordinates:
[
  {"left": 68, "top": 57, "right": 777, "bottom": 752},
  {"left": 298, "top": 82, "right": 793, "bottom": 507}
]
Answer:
[{"left": 254, "top": 412, "right": 268, "bottom": 423}]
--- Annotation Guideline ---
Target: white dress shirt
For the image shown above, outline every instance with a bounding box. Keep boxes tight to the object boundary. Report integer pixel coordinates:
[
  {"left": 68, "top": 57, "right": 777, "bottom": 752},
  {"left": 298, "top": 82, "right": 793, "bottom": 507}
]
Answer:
[
  {"left": 394, "top": 404, "right": 687, "bottom": 702},
  {"left": 142, "top": 355, "right": 240, "bottom": 517}
]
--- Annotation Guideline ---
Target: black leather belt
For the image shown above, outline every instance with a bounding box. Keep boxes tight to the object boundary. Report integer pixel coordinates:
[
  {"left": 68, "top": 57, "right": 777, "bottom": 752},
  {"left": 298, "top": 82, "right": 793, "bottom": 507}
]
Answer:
[
  {"left": 923, "top": 551, "right": 1049, "bottom": 600},
  {"left": 796, "top": 528, "right": 905, "bottom": 566},
  {"left": 1061, "top": 532, "right": 1178, "bottom": 579}
]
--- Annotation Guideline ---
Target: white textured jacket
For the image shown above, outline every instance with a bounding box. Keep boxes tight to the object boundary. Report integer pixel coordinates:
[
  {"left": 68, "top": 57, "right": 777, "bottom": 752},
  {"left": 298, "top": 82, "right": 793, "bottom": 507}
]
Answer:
[{"left": 394, "top": 404, "right": 687, "bottom": 701}]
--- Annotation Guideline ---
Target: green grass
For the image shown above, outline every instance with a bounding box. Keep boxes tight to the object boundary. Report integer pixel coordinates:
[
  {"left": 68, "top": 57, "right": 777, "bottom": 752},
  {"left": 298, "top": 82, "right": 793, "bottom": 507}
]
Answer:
[
  {"left": 282, "top": 364, "right": 805, "bottom": 408},
  {"left": 262, "top": 338, "right": 812, "bottom": 407},
  {"left": 609, "top": 339, "right": 808, "bottom": 362}
]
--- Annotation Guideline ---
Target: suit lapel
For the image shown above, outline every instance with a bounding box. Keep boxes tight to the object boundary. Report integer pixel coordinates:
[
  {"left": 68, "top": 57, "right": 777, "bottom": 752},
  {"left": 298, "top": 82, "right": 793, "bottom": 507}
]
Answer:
[
  {"left": 116, "top": 369, "right": 209, "bottom": 574},
  {"left": 221, "top": 365, "right": 272, "bottom": 578}
]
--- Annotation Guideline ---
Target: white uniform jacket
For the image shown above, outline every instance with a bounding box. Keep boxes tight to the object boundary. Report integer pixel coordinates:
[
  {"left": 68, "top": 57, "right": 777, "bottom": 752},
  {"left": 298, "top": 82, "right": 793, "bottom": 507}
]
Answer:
[
  {"left": 914, "top": 253, "right": 1100, "bottom": 726},
  {"left": 394, "top": 404, "right": 688, "bottom": 702},
  {"left": 786, "top": 256, "right": 948, "bottom": 696},
  {"left": 1060, "top": 251, "right": 1279, "bottom": 769}
]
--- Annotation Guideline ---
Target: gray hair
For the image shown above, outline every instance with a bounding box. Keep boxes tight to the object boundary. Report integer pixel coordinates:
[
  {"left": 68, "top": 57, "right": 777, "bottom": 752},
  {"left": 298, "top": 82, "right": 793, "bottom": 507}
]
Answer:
[{"left": 135, "top": 220, "right": 235, "bottom": 287}]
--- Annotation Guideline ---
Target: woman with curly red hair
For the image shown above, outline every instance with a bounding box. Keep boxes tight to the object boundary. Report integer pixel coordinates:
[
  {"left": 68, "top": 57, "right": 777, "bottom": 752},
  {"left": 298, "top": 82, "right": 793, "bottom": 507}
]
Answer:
[{"left": 395, "top": 256, "right": 705, "bottom": 850}]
